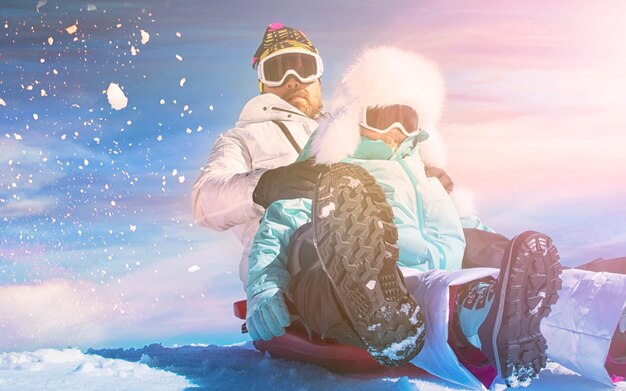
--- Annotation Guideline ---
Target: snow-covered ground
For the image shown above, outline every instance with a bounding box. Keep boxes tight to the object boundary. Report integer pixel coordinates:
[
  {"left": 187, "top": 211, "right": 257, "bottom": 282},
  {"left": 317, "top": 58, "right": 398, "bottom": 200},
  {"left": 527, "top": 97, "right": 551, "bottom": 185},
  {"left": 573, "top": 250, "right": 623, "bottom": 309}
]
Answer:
[{"left": 0, "top": 342, "right": 624, "bottom": 391}]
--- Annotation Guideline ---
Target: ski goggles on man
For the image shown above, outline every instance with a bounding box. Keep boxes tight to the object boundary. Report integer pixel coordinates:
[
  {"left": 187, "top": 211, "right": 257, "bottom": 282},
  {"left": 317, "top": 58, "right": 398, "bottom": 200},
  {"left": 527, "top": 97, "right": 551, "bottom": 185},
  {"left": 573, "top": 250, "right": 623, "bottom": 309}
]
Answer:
[
  {"left": 257, "top": 48, "right": 324, "bottom": 87},
  {"left": 360, "top": 105, "right": 421, "bottom": 137}
]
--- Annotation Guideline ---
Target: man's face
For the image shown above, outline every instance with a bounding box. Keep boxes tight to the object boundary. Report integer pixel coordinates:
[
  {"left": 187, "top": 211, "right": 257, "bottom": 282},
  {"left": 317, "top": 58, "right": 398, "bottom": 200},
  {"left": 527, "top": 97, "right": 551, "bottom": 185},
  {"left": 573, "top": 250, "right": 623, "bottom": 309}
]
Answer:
[{"left": 263, "top": 76, "right": 323, "bottom": 119}]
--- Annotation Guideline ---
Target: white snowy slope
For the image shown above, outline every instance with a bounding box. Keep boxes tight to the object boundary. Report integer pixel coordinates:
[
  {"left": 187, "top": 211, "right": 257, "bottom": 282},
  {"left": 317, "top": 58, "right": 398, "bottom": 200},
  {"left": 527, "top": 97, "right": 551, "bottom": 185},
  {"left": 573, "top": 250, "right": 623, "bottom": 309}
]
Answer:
[
  {"left": 0, "top": 348, "right": 193, "bottom": 391},
  {"left": 1, "top": 343, "right": 625, "bottom": 391}
]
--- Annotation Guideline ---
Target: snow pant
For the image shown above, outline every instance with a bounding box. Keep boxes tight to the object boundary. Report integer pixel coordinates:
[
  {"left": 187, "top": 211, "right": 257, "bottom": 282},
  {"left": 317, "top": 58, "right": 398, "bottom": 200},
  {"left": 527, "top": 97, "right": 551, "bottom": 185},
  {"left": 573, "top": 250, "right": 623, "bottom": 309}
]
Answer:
[
  {"left": 462, "top": 228, "right": 626, "bottom": 272},
  {"left": 403, "top": 267, "right": 626, "bottom": 388},
  {"left": 284, "top": 222, "right": 364, "bottom": 347}
]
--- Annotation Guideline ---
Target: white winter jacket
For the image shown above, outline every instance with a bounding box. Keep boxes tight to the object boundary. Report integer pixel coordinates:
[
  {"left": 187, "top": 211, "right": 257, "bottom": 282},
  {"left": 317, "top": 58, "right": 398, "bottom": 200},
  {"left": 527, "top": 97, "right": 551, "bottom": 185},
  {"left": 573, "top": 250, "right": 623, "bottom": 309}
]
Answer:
[{"left": 192, "top": 93, "right": 318, "bottom": 284}]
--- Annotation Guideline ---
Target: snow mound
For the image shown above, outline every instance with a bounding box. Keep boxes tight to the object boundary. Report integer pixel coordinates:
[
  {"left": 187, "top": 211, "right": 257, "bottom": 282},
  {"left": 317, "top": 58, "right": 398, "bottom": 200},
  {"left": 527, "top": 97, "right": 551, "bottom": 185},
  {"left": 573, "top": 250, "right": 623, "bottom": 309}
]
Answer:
[
  {"left": 0, "top": 348, "right": 192, "bottom": 390},
  {"left": 1, "top": 344, "right": 624, "bottom": 390}
]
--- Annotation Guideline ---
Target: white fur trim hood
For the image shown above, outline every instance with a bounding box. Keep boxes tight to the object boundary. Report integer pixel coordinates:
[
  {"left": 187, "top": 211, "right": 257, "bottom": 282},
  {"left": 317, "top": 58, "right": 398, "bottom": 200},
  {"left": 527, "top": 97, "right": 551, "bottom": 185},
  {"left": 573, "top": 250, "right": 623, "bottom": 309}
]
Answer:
[
  {"left": 312, "top": 46, "right": 477, "bottom": 219},
  {"left": 313, "top": 46, "right": 447, "bottom": 168}
]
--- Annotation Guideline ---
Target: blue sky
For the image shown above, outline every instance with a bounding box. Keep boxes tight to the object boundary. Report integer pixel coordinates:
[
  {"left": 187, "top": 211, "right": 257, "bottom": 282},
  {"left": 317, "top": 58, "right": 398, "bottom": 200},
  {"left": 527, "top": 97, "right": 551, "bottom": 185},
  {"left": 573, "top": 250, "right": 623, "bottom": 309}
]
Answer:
[{"left": 1, "top": 0, "right": 626, "bottom": 351}]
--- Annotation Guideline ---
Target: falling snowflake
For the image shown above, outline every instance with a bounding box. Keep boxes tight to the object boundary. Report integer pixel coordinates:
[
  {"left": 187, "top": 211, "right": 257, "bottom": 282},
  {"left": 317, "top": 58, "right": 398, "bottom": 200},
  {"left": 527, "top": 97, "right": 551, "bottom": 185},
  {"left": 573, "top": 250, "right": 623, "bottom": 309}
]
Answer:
[
  {"left": 188, "top": 265, "right": 200, "bottom": 273},
  {"left": 65, "top": 24, "right": 77, "bottom": 35},
  {"left": 106, "top": 83, "right": 128, "bottom": 110},
  {"left": 140, "top": 29, "right": 150, "bottom": 45},
  {"left": 179, "top": 78, "right": 186, "bottom": 87}
]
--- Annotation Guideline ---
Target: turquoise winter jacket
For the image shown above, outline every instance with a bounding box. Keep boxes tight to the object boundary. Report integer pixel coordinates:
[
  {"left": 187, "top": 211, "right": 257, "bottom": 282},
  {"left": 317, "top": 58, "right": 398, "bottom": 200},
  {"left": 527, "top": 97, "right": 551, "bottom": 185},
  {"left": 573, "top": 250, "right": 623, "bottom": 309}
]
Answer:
[{"left": 246, "top": 131, "right": 489, "bottom": 298}]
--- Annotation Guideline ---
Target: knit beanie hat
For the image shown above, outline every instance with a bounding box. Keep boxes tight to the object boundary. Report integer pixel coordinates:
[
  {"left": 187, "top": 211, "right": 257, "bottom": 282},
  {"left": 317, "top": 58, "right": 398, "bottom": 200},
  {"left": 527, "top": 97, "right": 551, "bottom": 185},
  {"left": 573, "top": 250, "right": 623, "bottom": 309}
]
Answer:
[{"left": 252, "top": 23, "right": 318, "bottom": 69}]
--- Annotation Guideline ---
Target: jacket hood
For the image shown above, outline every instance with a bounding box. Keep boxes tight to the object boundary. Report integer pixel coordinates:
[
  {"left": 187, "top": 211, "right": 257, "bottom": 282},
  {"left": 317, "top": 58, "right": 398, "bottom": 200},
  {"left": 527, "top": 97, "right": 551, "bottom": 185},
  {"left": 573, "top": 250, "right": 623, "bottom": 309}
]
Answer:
[
  {"left": 312, "top": 46, "right": 447, "bottom": 167},
  {"left": 236, "top": 93, "right": 317, "bottom": 128}
]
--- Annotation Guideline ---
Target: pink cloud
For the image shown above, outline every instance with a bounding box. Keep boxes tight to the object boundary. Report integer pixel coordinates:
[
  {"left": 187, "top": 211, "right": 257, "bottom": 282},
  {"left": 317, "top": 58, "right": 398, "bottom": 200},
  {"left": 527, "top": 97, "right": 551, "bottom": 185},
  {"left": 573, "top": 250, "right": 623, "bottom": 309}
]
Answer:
[{"left": 0, "top": 233, "right": 246, "bottom": 351}]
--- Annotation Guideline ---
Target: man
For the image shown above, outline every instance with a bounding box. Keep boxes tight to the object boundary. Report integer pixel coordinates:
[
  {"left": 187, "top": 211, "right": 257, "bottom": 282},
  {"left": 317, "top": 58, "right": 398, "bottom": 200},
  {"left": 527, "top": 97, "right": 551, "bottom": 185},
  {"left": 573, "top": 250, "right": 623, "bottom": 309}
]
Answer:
[
  {"left": 192, "top": 23, "right": 452, "bottom": 285},
  {"left": 192, "top": 23, "right": 323, "bottom": 284}
]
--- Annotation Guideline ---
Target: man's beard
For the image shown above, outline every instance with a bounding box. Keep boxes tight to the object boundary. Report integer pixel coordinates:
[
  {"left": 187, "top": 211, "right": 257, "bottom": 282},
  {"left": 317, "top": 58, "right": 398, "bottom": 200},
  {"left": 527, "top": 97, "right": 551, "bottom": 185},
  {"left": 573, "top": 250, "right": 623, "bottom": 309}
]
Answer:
[{"left": 285, "top": 92, "right": 323, "bottom": 119}]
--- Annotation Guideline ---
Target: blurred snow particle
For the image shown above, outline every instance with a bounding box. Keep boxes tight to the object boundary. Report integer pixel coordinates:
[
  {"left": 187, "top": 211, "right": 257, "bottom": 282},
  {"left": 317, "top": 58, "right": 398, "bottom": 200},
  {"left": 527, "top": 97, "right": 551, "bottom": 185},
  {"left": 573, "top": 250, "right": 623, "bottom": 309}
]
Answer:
[
  {"left": 130, "top": 45, "right": 138, "bottom": 56},
  {"left": 61, "top": 134, "right": 67, "bottom": 140},
  {"left": 116, "top": 23, "right": 122, "bottom": 28},
  {"left": 111, "top": 200, "right": 116, "bottom": 206},
  {"left": 178, "top": 175, "right": 185, "bottom": 184},
  {"left": 175, "top": 54, "right": 183, "bottom": 61},
  {"left": 126, "top": 120, "right": 132, "bottom": 125},
  {"left": 140, "top": 29, "right": 150, "bottom": 45},
  {"left": 129, "top": 225, "right": 137, "bottom": 232},
  {"left": 93, "top": 137, "right": 100, "bottom": 144},
  {"left": 156, "top": 135, "right": 163, "bottom": 141},
  {"left": 84, "top": 159, "right": 89, "bottom": 166},
  {"left": 0, "top": 98, "right": 5, "bottom": 107},
  {"left": 36, "top": 0, "right": 47, "bottom": 11},
  {"left": 171, "top": 169, "right": 178, "bottom": 176},
  {"left": 53, "top": 69, "right": 59, "bottom": 75},
  {"left": 13, "top": 133, "right": 22, "bottom": 140},
  {"left": 47, "top": 36, "right": 53, "bottom": 45},
  {"left": 176, "top": 32, "right": 182, "bottom": 38},
  {"left": 65, "top": 24, "right": 78, "bottom": 35},
  {"left": 179, "top": 78, "right": 186, "bottom": 87},
  {"left": 33, "top": 113, "right": 39, "bottom": 120},
  {"left": 106, "top": 82, "right": 128, "bottom": 110},
  {"left": 185, "top": 128, "right": 192, "bottom": 134},
  {"left": 40, "top": 89, "right": 47, "bottom": 97},
  {"left": 209, "top": 104, "right": 214, "bottom": 111},
  {"left": 40, "top": 58, "right": 46, "bottom": 63},
  {"left": 188, "top": 265, "right": 200, "bottom": 273},
  {"left": 87, "top": 3, "right": 97, "bottom": 11},
  {"left": 159, "top": 99, "right": 165, "bottom": 104}
]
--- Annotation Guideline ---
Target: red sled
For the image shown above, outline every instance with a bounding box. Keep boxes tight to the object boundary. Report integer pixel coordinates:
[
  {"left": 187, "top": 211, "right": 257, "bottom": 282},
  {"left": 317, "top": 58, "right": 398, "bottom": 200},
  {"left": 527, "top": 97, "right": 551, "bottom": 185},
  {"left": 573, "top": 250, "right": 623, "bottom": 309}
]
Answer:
[
  {"left": 234, "top": 299, "right": 438, "bottom": 379},
  {"left": 234, "top": 296, "right": 626, "bottom": 386}
]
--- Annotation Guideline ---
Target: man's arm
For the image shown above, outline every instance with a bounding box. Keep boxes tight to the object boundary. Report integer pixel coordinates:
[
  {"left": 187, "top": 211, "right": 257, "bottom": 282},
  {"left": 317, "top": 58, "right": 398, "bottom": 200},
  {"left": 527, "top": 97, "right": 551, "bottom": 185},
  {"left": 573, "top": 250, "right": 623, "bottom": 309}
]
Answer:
[{"left": 192, "top": 131, "right": 266, "bottom": 231}]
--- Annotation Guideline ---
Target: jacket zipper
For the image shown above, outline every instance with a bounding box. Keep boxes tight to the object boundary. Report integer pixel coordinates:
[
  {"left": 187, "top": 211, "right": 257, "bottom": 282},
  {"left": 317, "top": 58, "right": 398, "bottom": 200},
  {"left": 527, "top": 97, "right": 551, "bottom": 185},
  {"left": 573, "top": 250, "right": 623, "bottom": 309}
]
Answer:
[{"left": 397, "top": 159, "right": 446, "bottom": 269}]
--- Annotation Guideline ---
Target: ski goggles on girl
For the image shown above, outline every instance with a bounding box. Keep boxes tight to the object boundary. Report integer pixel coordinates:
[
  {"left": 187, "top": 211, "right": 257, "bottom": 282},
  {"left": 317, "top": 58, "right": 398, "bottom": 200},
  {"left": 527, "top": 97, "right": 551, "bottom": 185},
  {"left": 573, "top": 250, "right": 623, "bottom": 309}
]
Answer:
[
  {"left": 257, "top": 48, "right": 324, "bottom": 87},
  {"left": 360, "top": 105, "right": 421, "bottom": 137}
]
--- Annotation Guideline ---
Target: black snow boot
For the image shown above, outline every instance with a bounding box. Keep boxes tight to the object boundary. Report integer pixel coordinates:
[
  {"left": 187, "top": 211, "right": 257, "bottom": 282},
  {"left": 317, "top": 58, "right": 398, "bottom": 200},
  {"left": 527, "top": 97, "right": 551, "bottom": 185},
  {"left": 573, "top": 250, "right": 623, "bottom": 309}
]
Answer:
[
  {"left": 311, "top": 162, "right": 425, "bottom": 367},
  {"left": 475, "top": 231, "right": 562, "bottom": 387}
]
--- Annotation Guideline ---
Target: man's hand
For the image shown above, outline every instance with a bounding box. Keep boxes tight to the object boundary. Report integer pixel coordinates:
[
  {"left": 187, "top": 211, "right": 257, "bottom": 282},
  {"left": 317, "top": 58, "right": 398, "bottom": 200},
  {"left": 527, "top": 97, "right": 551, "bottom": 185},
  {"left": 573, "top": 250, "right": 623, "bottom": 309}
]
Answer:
[
  {"left": 253, "top": 160, "right": 329, "bottom": 208},
  {"left": 246, "top": 287, "right": 291, "bottom": 341},
  {"left": 425, "top": 166, "right": 454, "bottom": 193}
]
